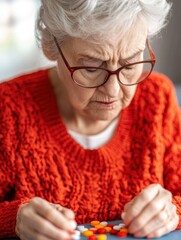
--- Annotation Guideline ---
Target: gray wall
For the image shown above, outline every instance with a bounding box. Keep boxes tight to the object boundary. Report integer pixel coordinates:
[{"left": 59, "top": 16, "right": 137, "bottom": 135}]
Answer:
[{"left": 152, "top": 0, "right": 181, "bottom": 84}]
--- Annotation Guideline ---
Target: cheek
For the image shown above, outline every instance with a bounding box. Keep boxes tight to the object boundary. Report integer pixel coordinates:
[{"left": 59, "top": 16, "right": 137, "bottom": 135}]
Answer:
[
  {"left": 57, "top": 60, "right": 98, "bottom": 107},
  {"left": 69, "top": 88, "right": 95, "bottom": 107},
  {"left": 57, "top": 61, "right": 92, "bottom": 104},
  {"left": 122, "top": 85, "right": 137, "bottom": 101}
]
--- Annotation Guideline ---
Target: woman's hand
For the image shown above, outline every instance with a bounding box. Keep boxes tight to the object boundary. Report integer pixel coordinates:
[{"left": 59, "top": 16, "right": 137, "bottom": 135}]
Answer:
[
  {"left": 122, "top": 184, "right": 179, "bottom": 238},
  {"left": 15, "top": 197, "right": 76, "bottom": 240}
]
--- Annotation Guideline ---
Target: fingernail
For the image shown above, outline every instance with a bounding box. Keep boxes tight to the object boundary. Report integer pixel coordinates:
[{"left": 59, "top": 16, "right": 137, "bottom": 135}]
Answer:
[
  {"left": 121, "top": 212, "right": 126, "bottom": 220},
  {"left": 65, "top": 209, "right": 75, "bottom": 220},
  {"left": 134, "top": 233, "right": 141, "bottom": 237},
  {"left": 69, "top": 230, "right": 76, "bottom": 234},
  {"left": 70, "top": 220, "right": 77, "bottom": 230},
  {"left": 147, "top": 234, "right": 153, "bottom": 238}
]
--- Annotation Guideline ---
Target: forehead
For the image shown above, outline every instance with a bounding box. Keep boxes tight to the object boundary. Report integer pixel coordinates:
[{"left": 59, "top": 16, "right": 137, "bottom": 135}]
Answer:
[{"left": 63, "top": 19, "right": 147, "bottom": 58}]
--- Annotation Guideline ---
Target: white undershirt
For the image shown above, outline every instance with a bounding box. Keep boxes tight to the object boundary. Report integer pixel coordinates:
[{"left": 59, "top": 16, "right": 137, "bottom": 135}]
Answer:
[{"left": 68, "top": 118, "right": 119, "bottom": 149}]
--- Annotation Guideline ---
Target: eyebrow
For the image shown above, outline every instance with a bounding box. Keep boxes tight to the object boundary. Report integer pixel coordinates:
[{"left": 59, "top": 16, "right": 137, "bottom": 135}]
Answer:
[
  {"left": 76, "top": 49, "right": 144, "bottom": 63},
  {"left": 124, "top": 49, "right": 143, "bottom": 61},
  {"left": 77, "top": 54, "right": 106, "bottom": 62}
]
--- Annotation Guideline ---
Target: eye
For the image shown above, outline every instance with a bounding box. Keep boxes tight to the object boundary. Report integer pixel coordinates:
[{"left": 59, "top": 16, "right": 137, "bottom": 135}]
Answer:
[
  {"left": 85, "top": 68, "right": 98, "bottom": 73},
  {"left": 125, "top": 66, "right": 134, "bottom": 70}
]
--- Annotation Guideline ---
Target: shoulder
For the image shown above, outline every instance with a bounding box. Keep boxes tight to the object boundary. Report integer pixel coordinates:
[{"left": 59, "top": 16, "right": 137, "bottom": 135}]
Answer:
[
  {"left": 137, "top": 72, "right": 175, "bottom": 94},
  {"left": 0, "top": 68, "right": 50, "bottom": 128},
  {"left": 0, "top": 69, "right": 50, "bottom": 109},
  {"left": 0, "top": 68, "right": 49, "bottom": 96},
  {"left": 134, "top": 72, "right": 178, "bottom": 108},
  {"left": 131, "top": 72, "right": 180, "bottom": 130},
  {"left": 0, "top": 69, "right": 50, "bottom": 148}
]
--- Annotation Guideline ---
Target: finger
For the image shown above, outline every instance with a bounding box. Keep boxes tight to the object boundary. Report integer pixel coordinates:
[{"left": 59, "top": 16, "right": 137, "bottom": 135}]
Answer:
[
  {"left": 123, "top": 184, "right": 161, "bottom": 225},
  {"left": 61, "top": 207, "right": 75, "bottom": 220},
  {"left": 123, "top": 198, "right": 134, "bottom": 212},
  {"left": 30, "top": 197, "right": 75, "bottom": 232},
  {"left": 132, "top": 208, "right": 168, "bottom": 237},
  {"left": 130, "top": 203, "right": 177, "bottom": 238},
  {"left": 20, "top": 204, "right": 71, "bottom": 239},
  {"left": 50, "top": 204, "right": 75, "bottom": 220},
  {"left": 122, "top": 200, "right": 134, "bottom": 220},
  {"left": 128, "top": 191, "right": 172, "bottom": 234},
  {"left": 61, "top": 208, "right": 77, "bottom": 229},
  {"left": 50, "top": 203, "right": 64, "bottom": 211},
  {"left": 20, "top": 222, "right": 70, "bottom": 240},
  {"left": 147, "top": 215, "right": 179, "bottom": 239}
]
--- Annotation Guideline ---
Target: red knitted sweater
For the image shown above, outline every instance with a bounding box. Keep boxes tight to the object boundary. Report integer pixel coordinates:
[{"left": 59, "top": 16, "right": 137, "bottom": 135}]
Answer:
[{"left": 0, "top": 69, "right": 181, "bottom": 238}]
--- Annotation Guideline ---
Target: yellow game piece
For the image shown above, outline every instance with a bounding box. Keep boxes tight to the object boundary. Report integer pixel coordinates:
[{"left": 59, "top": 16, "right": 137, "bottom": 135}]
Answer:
[
  {"left": 90, "top": 220, "right": 100, "bottom": 226},
  {"left": 104, "top": 226, "right": 112, "bottom": 232},
  {"left": 97, "top": 234, "right": 107, "bottom": 240},
  {"left": 82, "top": 230, "right": 94, "bottom": 237},
  {"left": 94, "top": 224, "right": 104, "bottom": 229}
]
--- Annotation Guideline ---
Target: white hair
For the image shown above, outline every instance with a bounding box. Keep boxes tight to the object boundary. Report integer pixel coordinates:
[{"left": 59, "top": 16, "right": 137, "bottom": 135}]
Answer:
[{"left": 36, "top": 0, "right": 172, "bottom": 60}]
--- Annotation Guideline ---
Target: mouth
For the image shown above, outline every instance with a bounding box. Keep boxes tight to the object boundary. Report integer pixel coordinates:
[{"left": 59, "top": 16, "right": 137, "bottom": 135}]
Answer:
[
  {"left": 95, "top": 100, "right": 118, "bottom": 109},
  {"left": 97, "top": 100, "right": 117, "bottom": 104}
]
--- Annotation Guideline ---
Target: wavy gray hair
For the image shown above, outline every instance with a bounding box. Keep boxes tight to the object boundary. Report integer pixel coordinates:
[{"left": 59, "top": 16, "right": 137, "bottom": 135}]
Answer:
[{"left": 36, "top": 0, "right": 172, "bottom": 60}]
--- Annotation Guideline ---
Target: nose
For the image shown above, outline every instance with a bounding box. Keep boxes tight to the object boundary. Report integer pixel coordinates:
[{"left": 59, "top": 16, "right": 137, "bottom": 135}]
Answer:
[{"left": 99, "top": 73, "right": 121, "bottom": 97}]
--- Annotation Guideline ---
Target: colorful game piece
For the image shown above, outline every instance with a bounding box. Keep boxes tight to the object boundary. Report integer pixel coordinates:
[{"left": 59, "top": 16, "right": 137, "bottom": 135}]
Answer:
[
  {"left": 97, "top": 228, "right": 106, "bottom": 234},
  {"left": 106, "top": 224, "right": 114, "bottom": 228},
  {"left": 79, "top": 227, "right": 88, "bottom": 232},
  {"left": 94, "top": 224, "right": 104, "bottom": 229},
  {"left": 120, "top": 228, "right": 128, "bottom": 233},
  {"left": 77, "top": 225, "right": 85, "bottom": 231},
  {"left": 82, "top": 230, "right": 94, "bottom": 237},
  {"left": 91, "top": 221, "right": 100, "bottom": 226},
  {"left": 104, "top": 226, "right": 112, "bottom": 232},
  {"left": 109, "top": 229, "right": 118, "bottom": 235},
  {"left": 117, "top": 231, "right": 127, "bottom": 238},
  {"left": 72, "top": 235, "right": 80, "bottom": 240},
  {"left": 88, "top": 234, "right": 97, "bottom": 240},
  {"left": 89, "top": 228, "right": 97, "bottom": 234},
  {"left": 71, "top": 230, "right": 81, "bottom": 240},
  {"left": 79, "top": 220, "right": 129, "bottom": 240},
  {"left": 97, "top": 234, "right": 107, "bottom": 240},
  {"left": 113, "top": 225, "right": 121, "bottom": 231},
  {"left": 118, "top": 223, "right": 126, "bottom": 228},
  {"left": 100, "top": 221, "right": 108, "bottom": 227}
]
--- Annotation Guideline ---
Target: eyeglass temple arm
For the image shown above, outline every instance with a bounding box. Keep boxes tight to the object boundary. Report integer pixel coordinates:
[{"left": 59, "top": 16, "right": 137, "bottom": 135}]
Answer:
[
  {"left": 146, "top": 39, "right": 156, "bottom": 61},
  {"left": 53, "top": 36, "right": 72, "bottom": 70}
]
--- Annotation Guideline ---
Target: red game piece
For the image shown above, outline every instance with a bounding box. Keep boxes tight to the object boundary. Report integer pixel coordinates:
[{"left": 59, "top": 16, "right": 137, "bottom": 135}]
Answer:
[
  {"left": 117, "top": 232, "right": 127, "bottom": 238},
  {"left": 106, "top": 224, "right": 114, "bottom": 228},
  {"left": 109, "top": 229, "right": 118, "bottom": 235},
  {"left": 97, "top": 228, "right": 106, "bottom": 234},
  {"left": 89, "top": 234, "right": 97, "bottom": 240},
  {"left": 89, "top": 228, "right": 97, "bottom": 234}
]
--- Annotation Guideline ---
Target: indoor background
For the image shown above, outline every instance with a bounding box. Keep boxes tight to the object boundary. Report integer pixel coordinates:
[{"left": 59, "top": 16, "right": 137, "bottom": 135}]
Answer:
[{"left": 0, "top": 0, "right": 180, "bottom": 104}]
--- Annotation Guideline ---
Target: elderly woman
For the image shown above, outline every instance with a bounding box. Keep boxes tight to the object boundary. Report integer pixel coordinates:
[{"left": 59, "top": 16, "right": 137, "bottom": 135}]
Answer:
[{"left": 0, "top": 0, "right": 181, "bottom": 239}]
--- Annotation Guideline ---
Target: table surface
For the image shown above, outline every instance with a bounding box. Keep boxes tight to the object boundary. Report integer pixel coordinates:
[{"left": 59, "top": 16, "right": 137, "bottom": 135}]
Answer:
[
  {"left": 3, "top": 220, "right": 181, "bottom": 240},
  {"left": 80, "top": 220, "right": 181, "bottom": 240}
]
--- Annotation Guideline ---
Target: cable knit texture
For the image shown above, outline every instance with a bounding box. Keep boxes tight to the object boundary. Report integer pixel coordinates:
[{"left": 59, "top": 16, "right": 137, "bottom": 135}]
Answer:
[{"left": 0, "top": 69, "right": 181, "bottom": 238}]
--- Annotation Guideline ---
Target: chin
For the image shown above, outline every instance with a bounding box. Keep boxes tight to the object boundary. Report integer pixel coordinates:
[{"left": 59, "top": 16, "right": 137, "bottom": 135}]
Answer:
[{"left": 92, "top": 109, "right": 121, "bottom": 121}]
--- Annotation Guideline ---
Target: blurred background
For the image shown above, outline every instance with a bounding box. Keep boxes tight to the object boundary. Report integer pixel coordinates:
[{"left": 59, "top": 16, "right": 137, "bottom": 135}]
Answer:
[{"left": 0, "top": 0, "right": 181, "bottom": 103}]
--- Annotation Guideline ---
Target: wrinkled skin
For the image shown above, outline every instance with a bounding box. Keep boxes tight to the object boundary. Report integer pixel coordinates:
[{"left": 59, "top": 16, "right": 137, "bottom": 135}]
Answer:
[
  {"left": 15, "top": 197, "right": 76, "bottom": 240},
  {"left": 122, "top": 184, "right": 179, "bottom": 238}
]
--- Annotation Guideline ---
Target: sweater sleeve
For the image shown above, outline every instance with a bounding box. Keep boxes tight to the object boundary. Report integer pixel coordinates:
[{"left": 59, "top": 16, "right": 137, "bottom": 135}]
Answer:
[
  {"left": 162, "top": 80, "right": 181, "bottom": 229},
  {"left": 0, "top": 83, "right": 30, "bottom": 238}
]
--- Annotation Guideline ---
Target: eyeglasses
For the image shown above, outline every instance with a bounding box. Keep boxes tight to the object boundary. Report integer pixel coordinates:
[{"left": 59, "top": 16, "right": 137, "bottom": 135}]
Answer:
[{"left": 53, "top": 36, "right": 156, "bottom": 88}]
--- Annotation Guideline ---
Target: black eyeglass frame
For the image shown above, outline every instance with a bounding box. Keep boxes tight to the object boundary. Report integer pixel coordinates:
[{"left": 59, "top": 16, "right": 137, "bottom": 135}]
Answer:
[{"left": 53, "top": 36, "right": 156, "bottom": 88}]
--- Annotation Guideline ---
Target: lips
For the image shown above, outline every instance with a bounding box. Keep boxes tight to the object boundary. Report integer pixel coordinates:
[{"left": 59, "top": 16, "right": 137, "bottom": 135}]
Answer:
[
  {"left": 98, "top": 101, "right": 116, "bottom": 104},
  {"left": 94, "top": 100, "right": 118, "bottom": 109}
]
